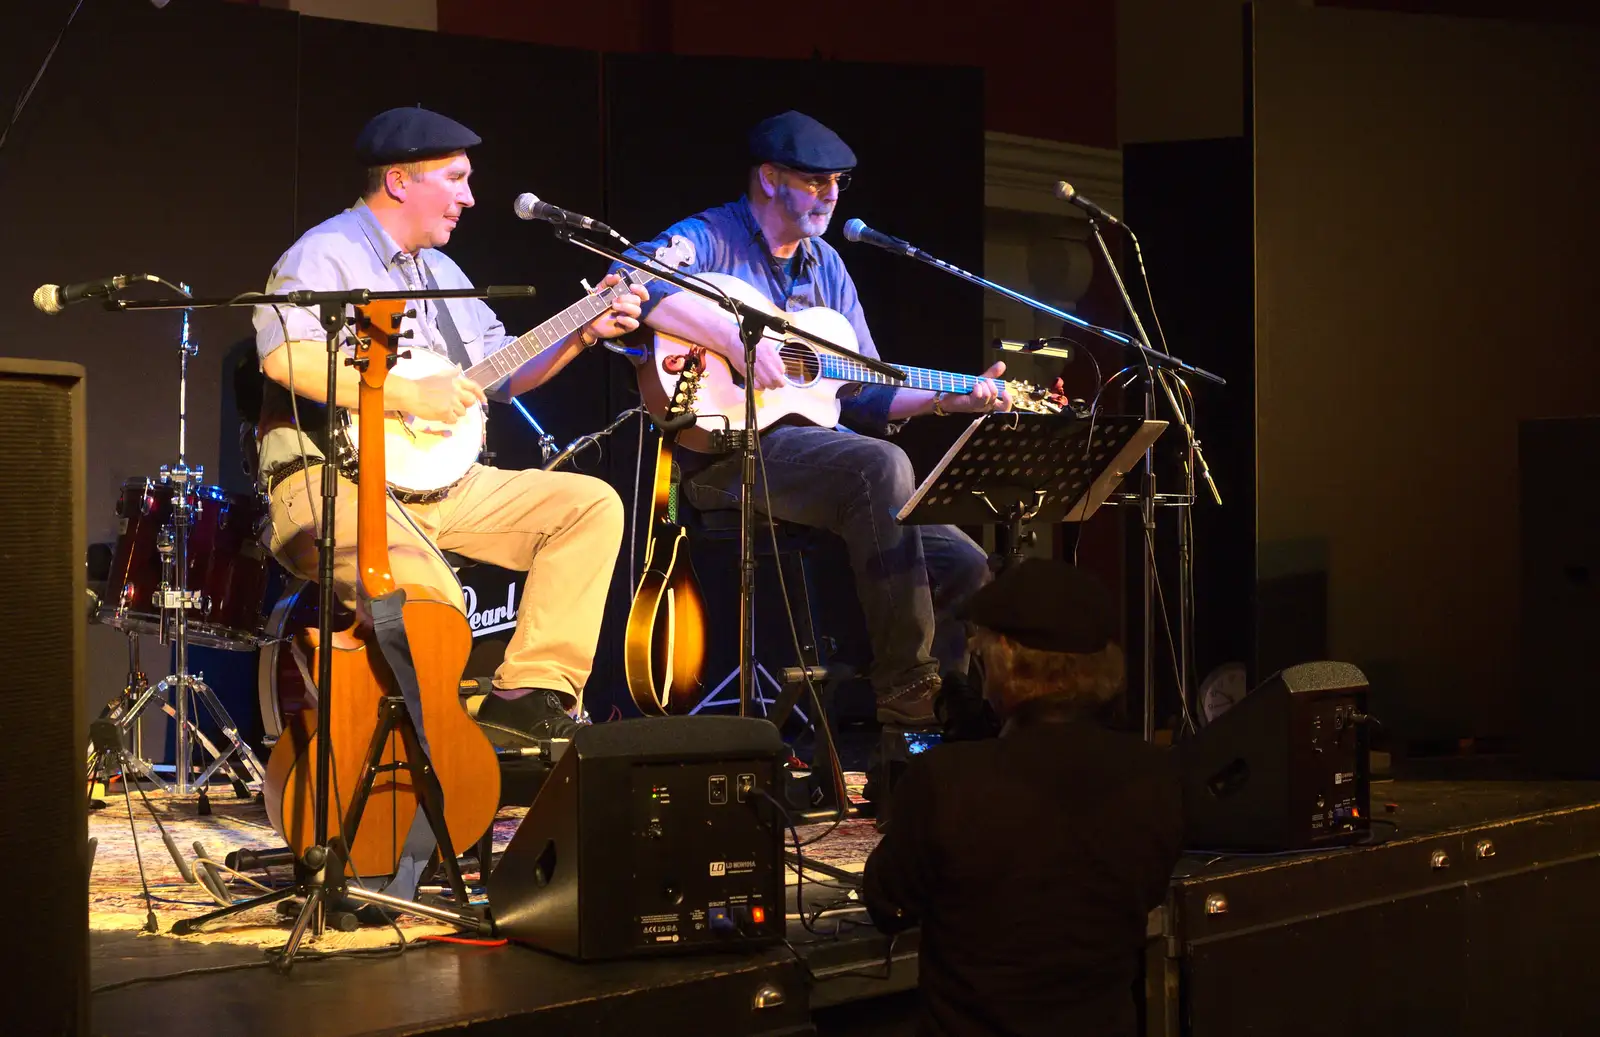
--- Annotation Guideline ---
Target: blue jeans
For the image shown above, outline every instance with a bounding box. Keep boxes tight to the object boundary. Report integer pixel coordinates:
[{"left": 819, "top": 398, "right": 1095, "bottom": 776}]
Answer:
[{"left": 683, "top": 424, "right": 991, "bottom": 695}]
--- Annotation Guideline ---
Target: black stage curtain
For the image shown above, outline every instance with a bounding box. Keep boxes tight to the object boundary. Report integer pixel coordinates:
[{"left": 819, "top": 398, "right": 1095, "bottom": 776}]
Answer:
[{"left": 0, "top": 1, "right": 984, "bottom": 727}]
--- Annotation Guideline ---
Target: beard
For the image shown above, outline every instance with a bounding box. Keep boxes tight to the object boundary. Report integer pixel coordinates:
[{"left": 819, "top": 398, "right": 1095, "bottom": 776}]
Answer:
[{"left": 782, "top": 188, "right": 833, "bottom": 238}]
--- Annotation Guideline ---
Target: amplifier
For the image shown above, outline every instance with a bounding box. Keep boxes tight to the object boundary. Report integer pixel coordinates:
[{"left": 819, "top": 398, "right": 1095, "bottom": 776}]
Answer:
[
  {"left": 489, "top": 716, "right": 786, "bottom": 960},
  {"left": 1181, "top": 661, "right": 1371, "bottom": 852}
]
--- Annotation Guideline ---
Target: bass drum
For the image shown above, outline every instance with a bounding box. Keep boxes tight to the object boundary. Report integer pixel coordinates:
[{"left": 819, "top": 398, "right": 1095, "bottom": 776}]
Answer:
[
  {"left": 257, "top": 563, "right": 519, "bottom": 742},
  {"left": 256, "top": 580, "right": 353, "bottom": 742}
]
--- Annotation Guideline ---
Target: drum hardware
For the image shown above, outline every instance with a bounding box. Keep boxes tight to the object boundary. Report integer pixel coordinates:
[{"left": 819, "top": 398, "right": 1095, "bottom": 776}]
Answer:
[{"left": 88, "top": 288, "right": 267, "bottom": 807}]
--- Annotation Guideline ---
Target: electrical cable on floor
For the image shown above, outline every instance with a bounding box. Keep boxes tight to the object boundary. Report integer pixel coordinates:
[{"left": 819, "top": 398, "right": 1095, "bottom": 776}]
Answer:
[{"left": 754, "top": 435, "right": 851, "bottom": 846}]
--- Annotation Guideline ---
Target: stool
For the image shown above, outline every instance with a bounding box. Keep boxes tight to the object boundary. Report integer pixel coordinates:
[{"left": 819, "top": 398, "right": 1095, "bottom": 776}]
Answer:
[{"left": 685, "top": 507, "right": 859, "bottom": 820}]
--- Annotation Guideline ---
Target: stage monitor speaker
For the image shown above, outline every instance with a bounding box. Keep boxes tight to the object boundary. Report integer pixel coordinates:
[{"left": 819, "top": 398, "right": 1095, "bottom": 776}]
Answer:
[
  {"left": 1181, "top": 661, "right": 1371, "bottom": 852},
  {"left": 1519, "top": 416, "right": 1600, "bottom": 777},
  {"left": 489, "top": 715, "right": 787, "bottom": 960},
  {"left": 0, "top": 360, "right": 87, "bottom": 1034}
]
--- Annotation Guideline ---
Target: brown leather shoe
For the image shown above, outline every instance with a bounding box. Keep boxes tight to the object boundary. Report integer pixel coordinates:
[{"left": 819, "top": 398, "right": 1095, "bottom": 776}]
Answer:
[{"left": 875, "top": 673, "right": 942, "bottom": 727}]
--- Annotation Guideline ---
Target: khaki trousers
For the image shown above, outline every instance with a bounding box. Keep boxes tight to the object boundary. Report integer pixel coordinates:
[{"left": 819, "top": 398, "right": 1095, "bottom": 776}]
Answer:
[{"left": 264, "top": 463, "right": 623, "bottom": 710}]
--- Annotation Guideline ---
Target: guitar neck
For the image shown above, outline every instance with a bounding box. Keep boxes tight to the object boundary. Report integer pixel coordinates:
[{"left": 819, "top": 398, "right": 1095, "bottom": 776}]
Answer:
[
  {"left": 815, "top": 353, "right": 1005, "bottom": 396},
  {"left": 462, "top": 269, "right": 654, "bottom": 388}
]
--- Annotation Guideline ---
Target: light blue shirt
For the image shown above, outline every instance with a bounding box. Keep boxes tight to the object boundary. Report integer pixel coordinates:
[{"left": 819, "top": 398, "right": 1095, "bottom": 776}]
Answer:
[
  {"left": 253, "top": 198, "right": 508, "bottom": 369},
  {"left": 252, "top": 199, "right": 511, "bottom": 473}
]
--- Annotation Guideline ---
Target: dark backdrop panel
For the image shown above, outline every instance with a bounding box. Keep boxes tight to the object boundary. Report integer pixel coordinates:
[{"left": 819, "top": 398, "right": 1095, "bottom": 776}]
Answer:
[
  {"left": 1252, "top": 5, "right": 1600, "bottom": 741},
  {"left": 0, "top": 0, "right": 299, "bottom": 745},
  {"left": 1124, "top": 137, "right": 1255, "bottom": 722},
  {"left": 293, "top": 15, "right": 608, "bottom": 473},
  {"left": 601, "top": 54, "right": 986, "bottom": 717},
  {"left": 292, "top": 17, "right": 621, "bottom": 697}
]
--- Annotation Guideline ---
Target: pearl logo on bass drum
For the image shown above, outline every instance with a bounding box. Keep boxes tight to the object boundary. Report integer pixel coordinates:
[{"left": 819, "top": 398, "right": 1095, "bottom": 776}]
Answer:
[{"left": 462, "top": 577, "right": 518, "bottom": 637}]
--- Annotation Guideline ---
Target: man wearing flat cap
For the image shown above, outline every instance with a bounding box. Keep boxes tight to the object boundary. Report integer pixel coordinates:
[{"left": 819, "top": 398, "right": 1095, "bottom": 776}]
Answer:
[
  {"left": 615, "top": 111, "right": 1008, "bottom": 726},
  {"left": 253, "top": 106, "right": 646, "bottom": 746},
  {"left": 863, "top": 559, "right": 1184, "bottom": 1037}
]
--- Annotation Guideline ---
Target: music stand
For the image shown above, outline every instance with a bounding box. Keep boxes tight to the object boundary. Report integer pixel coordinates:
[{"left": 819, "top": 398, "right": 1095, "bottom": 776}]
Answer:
[{"left": 898, "top": 412, "right": 1168, "bottom": 568}]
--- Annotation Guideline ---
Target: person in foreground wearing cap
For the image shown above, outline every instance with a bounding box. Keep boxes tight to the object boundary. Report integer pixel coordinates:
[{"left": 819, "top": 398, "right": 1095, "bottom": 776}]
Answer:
[
  {"left": 253, "top": 106, "right": 646, "bottom": 745},
  {"left": 615, "top": 111, "right": 1009, "bottom": 727},
  {"left": 863, "top": 559, "right": 1184, "bottom": 1037}
]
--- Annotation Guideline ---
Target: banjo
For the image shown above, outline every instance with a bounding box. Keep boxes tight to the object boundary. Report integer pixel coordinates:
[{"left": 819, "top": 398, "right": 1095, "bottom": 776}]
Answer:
[{"left": 343, "top": 236, "right": 694, "bottom": 495}]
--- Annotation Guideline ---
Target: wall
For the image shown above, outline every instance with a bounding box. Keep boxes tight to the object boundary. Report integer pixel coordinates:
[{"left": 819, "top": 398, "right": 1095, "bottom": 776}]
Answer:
[{"left": 1251, "top": 4, "right": 1600, "bottom": 737}]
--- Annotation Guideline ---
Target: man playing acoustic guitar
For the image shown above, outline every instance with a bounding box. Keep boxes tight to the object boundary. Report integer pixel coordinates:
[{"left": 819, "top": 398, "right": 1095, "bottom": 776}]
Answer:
[
  {"left": 254, "top": 106, "right": 645, "bottom": 745},
  {"left": 617, "top": 111, "right": 1011, "bottom": 727}
]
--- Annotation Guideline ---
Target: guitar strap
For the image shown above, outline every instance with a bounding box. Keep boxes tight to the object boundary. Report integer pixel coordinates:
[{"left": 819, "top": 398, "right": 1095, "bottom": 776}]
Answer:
[
  {"left": 423, "top": 262, "right": 476, "bottom": 371},
  {"left": 367, "top": 588, "right": 443, "bottom": 901}
]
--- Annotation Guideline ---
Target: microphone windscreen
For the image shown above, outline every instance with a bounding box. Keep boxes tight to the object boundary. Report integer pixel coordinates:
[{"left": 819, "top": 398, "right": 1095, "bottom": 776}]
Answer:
[
  {"left": 842, "top": 218, "right": 866, "bottom": 243},
  {"left": 1053, "top": 181, "right": 1077, "bottom": 202},
  {"left": 32, "top": 284, "right": 62, "bottom": 315},
  {"left": 513, "top": 193, "right": 541, "bottom": 221}
]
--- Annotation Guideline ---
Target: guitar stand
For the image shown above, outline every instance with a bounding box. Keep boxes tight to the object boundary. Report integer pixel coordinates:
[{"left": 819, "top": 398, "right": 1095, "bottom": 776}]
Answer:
[{"left": 172, "top": 693, "right": 490, "bottom": 966}]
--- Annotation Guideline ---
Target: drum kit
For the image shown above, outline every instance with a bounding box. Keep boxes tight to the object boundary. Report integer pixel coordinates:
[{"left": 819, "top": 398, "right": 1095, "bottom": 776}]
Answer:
[{"left": 85, "top": 296, "right": 308, "bottom": 805}]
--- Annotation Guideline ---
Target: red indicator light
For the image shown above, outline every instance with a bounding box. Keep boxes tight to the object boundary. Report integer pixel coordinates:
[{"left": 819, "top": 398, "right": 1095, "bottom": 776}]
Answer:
[{"left": 751, "top": 906, "right": 766, "bottom": 925}]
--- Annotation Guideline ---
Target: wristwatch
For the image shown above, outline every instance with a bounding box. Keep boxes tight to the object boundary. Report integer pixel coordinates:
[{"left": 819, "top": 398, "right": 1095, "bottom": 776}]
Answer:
[{"left": 932, "top": 392, "right": 949, "bottom": 417}]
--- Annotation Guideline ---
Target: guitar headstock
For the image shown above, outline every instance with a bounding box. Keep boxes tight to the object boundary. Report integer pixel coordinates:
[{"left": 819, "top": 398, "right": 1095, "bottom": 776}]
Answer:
[
  {"left": 653, "top": 233, "right": 695, "bottom": 273},
  {"left": 351, "top": 298, "right": 409, "bottom": 388},
  {"left": 659, "top": 347, "right": 706, "bottom": 428},
  {"left": 1009, "top": 379, "right": 1068, "bottom": 415}
]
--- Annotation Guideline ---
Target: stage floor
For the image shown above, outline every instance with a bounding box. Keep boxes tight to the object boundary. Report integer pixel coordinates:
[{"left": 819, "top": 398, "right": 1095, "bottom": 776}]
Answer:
[{"left": 87, "top": 775, "right": 1600, "bottom": 1036}]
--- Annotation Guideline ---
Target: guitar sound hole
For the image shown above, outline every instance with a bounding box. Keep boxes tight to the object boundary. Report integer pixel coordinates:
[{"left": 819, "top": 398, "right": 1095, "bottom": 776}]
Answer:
[{"left": 780, "top": 345, "right": 821, "bottom": 385}]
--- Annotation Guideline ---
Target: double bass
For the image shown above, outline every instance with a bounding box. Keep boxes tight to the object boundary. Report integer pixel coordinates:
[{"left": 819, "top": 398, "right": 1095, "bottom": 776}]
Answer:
[{"left": 263, "top": 299, "right": 501, "bottom": 878}]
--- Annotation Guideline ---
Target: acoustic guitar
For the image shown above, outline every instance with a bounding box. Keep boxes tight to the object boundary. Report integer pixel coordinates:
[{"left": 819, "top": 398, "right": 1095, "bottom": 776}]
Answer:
[
  {"left": 624, "top": 351, "right": 709, "bottom": 716},
  {"left": 635, "top": 272, "right": 1064, "bottom": 453},
  {"left": 344, "top": 237, "right": 695, "bottom": 495},
  {"left": 263, "top": 299, "right": 500, "bottom": 879}
]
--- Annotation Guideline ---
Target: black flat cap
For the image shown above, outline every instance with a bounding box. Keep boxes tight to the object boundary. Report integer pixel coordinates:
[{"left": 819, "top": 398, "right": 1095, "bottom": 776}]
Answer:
[
  {"left": 747, "top": 110, "right": 857, "bottom": 173},
  {"left": 355, "top": 106, "right": 481, "bottom": 165},
  {"left": 962, "top": 559, "right": 1116, "bottom": 654}
]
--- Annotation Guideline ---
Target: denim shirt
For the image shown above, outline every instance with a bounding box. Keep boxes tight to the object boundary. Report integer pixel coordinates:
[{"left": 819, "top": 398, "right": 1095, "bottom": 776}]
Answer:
[
  {"left": 251, "top": 199, "right": 511, "bottom": 474},
  {"left": 613, "top": 197, "right": 898, "bottom": 436}
]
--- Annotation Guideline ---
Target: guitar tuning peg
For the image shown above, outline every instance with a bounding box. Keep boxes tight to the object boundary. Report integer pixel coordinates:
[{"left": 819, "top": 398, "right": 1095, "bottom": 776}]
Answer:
[{"left": 399, "top": 330, "right": 414, "bottom": 339}]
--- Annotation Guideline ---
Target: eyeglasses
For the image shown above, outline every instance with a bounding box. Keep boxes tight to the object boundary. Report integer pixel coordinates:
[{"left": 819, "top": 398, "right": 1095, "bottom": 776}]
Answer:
[{"left": 774, "top": 165, "right": 851, "bottom": 195}]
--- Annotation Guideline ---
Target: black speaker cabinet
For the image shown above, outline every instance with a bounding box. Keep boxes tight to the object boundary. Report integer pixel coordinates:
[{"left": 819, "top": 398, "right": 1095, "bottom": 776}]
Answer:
[
  {"left": 1519, "top": 416, "right": 1600, "bottom": 777},
  {"left": 0, "top": 359, "right": 87, "bottom": 1034},
  {"left": 489, "top": 715, "right": 787, "bottom": 960},
  {"left": 1181, "top": 661, "right": 1370, "bottom": 852}
]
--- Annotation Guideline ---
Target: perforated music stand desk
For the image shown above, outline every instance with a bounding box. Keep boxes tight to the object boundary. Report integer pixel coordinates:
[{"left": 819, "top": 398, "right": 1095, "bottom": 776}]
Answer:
[{"left": 898, "top": 413, "right": 1167, "bottom": 553}]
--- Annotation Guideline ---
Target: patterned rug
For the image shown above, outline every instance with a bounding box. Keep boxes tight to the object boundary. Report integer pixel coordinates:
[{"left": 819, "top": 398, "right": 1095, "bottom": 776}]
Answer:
[{"left": 87, "top": 773, "right": 878, "bottom": 951}]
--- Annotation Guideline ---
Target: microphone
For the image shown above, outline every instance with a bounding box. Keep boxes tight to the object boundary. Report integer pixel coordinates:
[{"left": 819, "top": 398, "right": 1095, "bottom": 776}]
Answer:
[
  {"left": 514, "top": 193, "right": 614, "bottom": 236},
  {"left": 32, "top": 273, "right": 158, "bottom": 315},
  {"left": 841, "top": 218, "right": 921, "bottom": 257},
  {"left": 1053, "top": 181, "right": 1123, "bottom": 227}
]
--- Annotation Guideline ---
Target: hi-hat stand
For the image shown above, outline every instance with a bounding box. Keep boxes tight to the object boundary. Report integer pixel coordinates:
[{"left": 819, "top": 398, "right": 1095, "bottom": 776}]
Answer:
[
  {"left": 99, "top": 280, "right": 529, "bottom": 968},
  {"left": 90, "top": 289, "right": 264, "bottom": 807}
]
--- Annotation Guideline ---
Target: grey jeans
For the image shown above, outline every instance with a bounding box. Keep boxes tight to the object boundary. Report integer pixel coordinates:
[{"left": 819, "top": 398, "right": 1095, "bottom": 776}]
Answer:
[{"left": 683, "top": 424, "right": 991, "bottom": 695}]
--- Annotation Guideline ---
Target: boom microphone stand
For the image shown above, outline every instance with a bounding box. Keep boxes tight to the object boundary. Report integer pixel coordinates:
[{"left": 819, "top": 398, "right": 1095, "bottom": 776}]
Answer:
[
  {"left": 546, "top": 226, "right": 906, "bottom": 719},
  {"left": 1080, "top": 216, "right": 1221, "bottom": 738},
  {"left": 841, "top": 220, "right": 1224, "bottom": 743},
  {"left": 100, "top": 281, "right": 534, "bottom": 966}
]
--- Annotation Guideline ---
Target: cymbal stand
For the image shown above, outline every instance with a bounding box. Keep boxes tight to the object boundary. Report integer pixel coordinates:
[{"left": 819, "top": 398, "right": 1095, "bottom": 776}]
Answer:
[{"left": 105, "top": 291, "right": 266, "bottom": 804}]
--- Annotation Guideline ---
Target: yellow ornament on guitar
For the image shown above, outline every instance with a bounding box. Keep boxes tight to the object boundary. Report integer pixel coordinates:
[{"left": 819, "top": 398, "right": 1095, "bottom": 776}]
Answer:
[{"left": 634, "top": 272, "right": 1063, "bottom": 453}]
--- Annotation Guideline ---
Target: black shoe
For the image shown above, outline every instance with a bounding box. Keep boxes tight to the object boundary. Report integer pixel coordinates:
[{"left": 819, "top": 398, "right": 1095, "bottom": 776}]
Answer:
[
  {"left": 475, "top": 690, "right": 580, "bottom": 748},
  {"left": 875, "top": 674, "right": 942, "bottom": 727}
]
